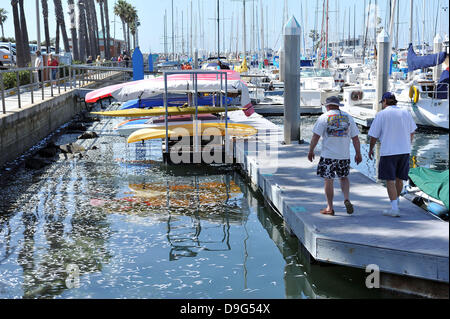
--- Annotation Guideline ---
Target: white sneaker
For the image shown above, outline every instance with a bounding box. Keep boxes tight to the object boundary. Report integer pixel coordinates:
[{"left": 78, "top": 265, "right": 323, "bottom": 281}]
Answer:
[{"left": 383, "top": 209, "right": 401, "bottom": 217}]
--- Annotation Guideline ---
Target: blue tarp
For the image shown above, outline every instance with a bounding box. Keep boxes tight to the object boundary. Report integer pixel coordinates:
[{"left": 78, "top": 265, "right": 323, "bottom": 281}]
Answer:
[
  {"left": 407, "top": 43, "right": 447, "bottom": 73},
  {"left": 300, "top": 59, "right": 314, "bottom": 67},
  {"left": 436, "top": 69, "right": 449, "bottom": 99}
]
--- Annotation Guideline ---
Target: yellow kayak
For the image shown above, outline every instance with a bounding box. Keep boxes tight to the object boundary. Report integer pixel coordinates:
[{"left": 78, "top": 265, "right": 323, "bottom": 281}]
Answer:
[
  {"left": 91, "top": 106, "right": 241, "bottom": 117},
  {"left": 127, "top": 122, "right": 257, "bottom": 143}
]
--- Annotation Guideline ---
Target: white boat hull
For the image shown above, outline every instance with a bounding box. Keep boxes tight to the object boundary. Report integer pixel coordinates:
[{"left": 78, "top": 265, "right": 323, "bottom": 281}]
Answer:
[{"left": 396, "top": 99, "right": 449, "bottom": 130}]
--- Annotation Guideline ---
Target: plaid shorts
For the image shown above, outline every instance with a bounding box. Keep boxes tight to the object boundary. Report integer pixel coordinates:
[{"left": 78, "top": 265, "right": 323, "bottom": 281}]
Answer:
[{"left": 317, "top": 157, "right": 351, "bottom": 179}]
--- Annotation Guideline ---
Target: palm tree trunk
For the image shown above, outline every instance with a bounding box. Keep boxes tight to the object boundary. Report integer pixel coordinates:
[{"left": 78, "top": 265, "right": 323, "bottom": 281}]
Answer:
[
  {"left": 90, "top": 0, "right": 100, "bottom": 56},
  {"left": 104, "top": 0, "right": 111, "bottom": 59},
  {"left": 98, "top": 1, "right": 106, "bottom": 58},
  {"left": 85, "top": 0, "right": 96, "bottom": 57},
  {"left": 53, "top": 0, "right": 70, "bottom": 53},
  {"left": 55, "top": 22, "right": 60, "bottom": 54},
  {"left": 11, "top": 0, "right": 25, "bottom": 67},
  {"left": 127, "top": 23, "right": 130, "bottom": 53},
  {"left": 18, "top": 0, "right": 31, "bottom": 64},
  {"left": 68, "top": 0, "right": 79, "bottom": 60},
  {"left": 121, "top": 19, "right": 127, "bottom": 54},
  {"left": 41, "top": 0, "right": 51, "bottom": 54},
  {"left": 77, "top": 0, "right": 87, "bottom": 61},
  {"left": 1, "top": 24, "right": 5, "bottom": 40}
]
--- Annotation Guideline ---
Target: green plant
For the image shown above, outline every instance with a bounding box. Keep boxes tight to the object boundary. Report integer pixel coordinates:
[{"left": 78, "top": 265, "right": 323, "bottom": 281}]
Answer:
[{"left": 1, "top": 70, "right": 31, "bottom": 90}]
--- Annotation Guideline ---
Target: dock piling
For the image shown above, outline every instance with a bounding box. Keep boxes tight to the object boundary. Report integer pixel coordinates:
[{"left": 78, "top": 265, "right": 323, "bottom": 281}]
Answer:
[
  {"left": 374, "top": 29, "right": 390, "bottom": 113},
  {"left": 433, "top": 34, "right": 443, "bottom": 82},
  {"left": 283, "top": 16, "right": 301, "bottom": 144}
]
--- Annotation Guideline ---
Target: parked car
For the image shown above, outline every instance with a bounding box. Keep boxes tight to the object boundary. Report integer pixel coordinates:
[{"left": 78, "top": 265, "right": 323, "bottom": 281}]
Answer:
[{"left": 0, "top": 47, "right": 14, "bottom": 67}]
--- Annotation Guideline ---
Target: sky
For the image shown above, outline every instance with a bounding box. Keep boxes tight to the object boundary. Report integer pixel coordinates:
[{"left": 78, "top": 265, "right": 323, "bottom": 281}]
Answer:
[{"left": 1, "top": 0, "right": 449, "bottom": 55}]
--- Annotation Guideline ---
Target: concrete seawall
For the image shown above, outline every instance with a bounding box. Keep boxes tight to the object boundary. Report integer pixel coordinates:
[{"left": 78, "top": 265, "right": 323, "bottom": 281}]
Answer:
[
  {"left": 0, "top": 90, "right": 83, "bottom": 166},
  {"left": 0, "top": 72, "right": 124, "bottom": 168}
]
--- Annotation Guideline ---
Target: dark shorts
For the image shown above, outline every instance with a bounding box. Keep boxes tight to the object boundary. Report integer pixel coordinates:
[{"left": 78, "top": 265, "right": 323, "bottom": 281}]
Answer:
[
  {"left": 379, "top": 154, "right": 410, "bottom": 181},
  {"left": 317, "top": 157, "right": 351, "bottom": 179}
]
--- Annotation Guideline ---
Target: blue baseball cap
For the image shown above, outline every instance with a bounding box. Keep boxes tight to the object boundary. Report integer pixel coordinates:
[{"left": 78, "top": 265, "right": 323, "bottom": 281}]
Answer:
[
  {"left": 379, "top": 92, "right": 396, "bottom": 103},
  {"left": 324, "top": 96, "right": 343, "bottom": 107}
]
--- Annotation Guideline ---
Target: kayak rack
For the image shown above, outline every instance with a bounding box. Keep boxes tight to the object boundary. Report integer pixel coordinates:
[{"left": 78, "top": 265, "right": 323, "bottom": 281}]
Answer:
[{"left": 161, "top": 70, "right": 232, "bottom": 165}]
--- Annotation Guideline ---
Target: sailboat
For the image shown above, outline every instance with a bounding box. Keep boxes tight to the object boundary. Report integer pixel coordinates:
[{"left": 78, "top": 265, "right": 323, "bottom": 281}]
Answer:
[{"left": 393, "top": 44, "right": 449, "bottom": 130}]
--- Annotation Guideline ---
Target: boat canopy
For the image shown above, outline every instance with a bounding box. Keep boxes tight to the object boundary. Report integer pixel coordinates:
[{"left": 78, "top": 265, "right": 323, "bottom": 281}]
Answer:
[
  {"left": 409, "top": 167, "right": 449, "bottom": 210},
  {"left": 407, "top": 43, "right": 447, "bottom": 73},
  {"left": 436, "top": 69, "right": 449, "bottom": 99}
]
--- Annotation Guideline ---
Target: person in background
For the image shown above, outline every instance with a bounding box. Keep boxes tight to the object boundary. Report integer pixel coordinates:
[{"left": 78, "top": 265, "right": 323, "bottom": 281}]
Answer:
[
  {"left": 308, "top": 96, "right": 362, "bottom": 216},
  {"left": 86, "top": 56, "right": 93, "bottom": 64},
  {"left": 96, "top": 55, "right": 102, "bottom": 65},
  {"left": 368, "top": 92, "right": 417, "bottom": 217},
  {"left": 123, "top": 54, "right": 130, "bottom": 67},
  {"left": 47, "top": 53, "right": 59, "bottom": 82},
  {"left": 35, "top": 50, "right": 43, "bottom": 84}
]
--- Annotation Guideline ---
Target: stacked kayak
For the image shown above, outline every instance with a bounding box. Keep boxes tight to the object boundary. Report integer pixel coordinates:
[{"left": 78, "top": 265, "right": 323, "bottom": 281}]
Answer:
[
  {"left": 127, "top": 122, "right": 258, "bottom": 143},
  {"left": 92, "top": 106, "right": 241, "bottom": 118},
  {"left": 119, "top": 95, "right": 233, "bottom": 110},
  {"left": 115, "top": 114, "right": 229, "bottom": 137}
]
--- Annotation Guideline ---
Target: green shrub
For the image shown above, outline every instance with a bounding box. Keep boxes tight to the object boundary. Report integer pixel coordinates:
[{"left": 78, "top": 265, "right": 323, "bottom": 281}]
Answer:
[{"left": 1, "top": 70, "right": 32, "bottom": 90}]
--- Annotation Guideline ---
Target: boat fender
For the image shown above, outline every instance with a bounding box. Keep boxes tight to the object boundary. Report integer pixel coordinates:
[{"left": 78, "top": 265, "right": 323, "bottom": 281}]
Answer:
[
  {"left": 351, "top": 91, "right": 363, "bottom": 101},
  {"left": 426, "top": 202, "right": 449, "bottom": 218},
  {"left": 409, "top": 85, "right": 419, "bottom": 103}
]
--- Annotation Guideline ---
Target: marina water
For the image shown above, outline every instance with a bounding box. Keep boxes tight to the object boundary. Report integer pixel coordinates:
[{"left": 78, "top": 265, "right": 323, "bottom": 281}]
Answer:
[{"left": 0, "top": 114, "right": 408, "bottom": 299}]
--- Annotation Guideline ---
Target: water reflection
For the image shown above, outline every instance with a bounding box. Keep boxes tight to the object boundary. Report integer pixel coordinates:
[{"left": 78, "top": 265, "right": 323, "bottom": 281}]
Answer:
[{"left": 0, "top": 114, "right": 408, "bottom": 299}]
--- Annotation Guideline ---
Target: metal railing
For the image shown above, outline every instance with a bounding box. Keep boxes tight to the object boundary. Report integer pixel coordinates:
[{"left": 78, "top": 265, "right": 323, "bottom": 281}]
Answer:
[
  {"left": 0, "top": 62, "right": 136, "bottom": 114},
  {"left": 162, "top": 70, "right": 230, "bottom": 157}
]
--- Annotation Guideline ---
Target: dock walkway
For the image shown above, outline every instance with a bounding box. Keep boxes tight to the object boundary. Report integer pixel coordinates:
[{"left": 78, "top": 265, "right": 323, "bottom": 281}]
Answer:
[{"left": 228, "top": 110, "right": 448, "bottom": 296}]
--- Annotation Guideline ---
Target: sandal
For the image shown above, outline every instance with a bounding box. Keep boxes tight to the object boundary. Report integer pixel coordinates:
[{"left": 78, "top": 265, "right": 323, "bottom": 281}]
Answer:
[
  {"left": 320, "top": 208, "right": 335, "bottom": 216},
  {"left": 344, "top": 200, "right": 354, "bottom": 215}
]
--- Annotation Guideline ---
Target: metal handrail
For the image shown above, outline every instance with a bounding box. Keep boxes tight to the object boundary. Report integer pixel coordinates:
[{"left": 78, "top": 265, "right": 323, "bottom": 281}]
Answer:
[{"left": 0, "top": 63, "right": 134, "bottom": 114}]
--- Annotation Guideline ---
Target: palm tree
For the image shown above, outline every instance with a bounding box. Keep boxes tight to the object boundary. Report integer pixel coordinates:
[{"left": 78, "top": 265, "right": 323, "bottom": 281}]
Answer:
[
  {"left": 89, "top": 0, "right": 100, "bottom": 56},
  {"left": 128, "top": 10, "right": 139, "bottom": 50},
  {"left": 103, "top": 0, "right": 111, "bottom": 59},
  {"left": 67, "top": 0, "right": 79, "bottom": 60},
  {"left": 77, "top": 0, "right": 87, "bottom": 61},
  {"left": 84, "top": 0, "right": 95, "bottom": 57},
  {"left": 125, "top": 3, "right": 136, "bottom": 52},
  {"left": 41, "top": 0, "right": 51, "bottom": 55},
  {"left": 53, "top": 0, "right": 70, "bottom": 53},
  {"left": 18, "top": 0, "right": 31, "bottom": 63},
  {"left": 114, "top": 0, "right": 129, "bottom": 53},
  {"left": 11, "top": 0, "right": 25, "bottom": 67},
  {"left": 0, "top": 8, "right": 7, "bottom": 41},
  {"left": 96, "top": 0, "right": 106, "bottom": 58}
]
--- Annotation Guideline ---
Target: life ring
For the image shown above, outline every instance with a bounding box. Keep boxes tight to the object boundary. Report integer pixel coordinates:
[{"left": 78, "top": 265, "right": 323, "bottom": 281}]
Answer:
[
  {"left": 351, "top": 91, "right": 363, "bottom": 101},
  {"left": 409, "top": 85, "right": 419, "bottom": 103}
]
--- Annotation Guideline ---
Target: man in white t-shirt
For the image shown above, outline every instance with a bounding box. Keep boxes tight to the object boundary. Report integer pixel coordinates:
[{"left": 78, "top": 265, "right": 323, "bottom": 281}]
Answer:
[
  {"left": 308, "top": 96, "right": 362, "bottom": 216},
  {"left": 35, "top": 50, "right": 43, "bottom": 83},
  {"left": 368, "top": 92, "right": 417, "bottom": 217}
]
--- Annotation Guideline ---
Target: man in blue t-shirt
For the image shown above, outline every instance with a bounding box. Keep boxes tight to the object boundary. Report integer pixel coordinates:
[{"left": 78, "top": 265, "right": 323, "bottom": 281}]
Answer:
[
  {"left": 308, "top": 96, "right": 362, "bottom": 216},
  {"left": 368, "top": 92, "right": 417, "bottom": 217}
]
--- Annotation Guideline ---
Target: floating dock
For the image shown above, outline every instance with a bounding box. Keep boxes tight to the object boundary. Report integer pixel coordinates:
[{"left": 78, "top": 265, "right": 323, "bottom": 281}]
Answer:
[
  {"left": 253, "top": 103, "right": 323, "bottom": 116},
  {"left": 227, "top": 110, "right": 449, "bottom": 298}
]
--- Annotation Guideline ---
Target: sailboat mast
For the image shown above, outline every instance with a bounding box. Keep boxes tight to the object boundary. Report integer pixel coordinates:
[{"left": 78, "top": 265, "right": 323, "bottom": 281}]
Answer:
[
  {"left": 409, "top": 0, "right": 413, "bottom": 45},
  {"left": 326, "top": 0, "right": 329, "bottom": 67},
  {"left": 260, "top": 0, "right": 264, "bottom": 58},
  {"left": 217, "top": 0, "right": 220, "bottom": 57}
]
